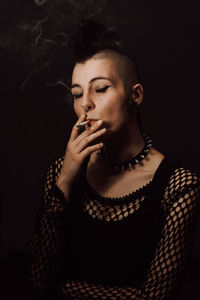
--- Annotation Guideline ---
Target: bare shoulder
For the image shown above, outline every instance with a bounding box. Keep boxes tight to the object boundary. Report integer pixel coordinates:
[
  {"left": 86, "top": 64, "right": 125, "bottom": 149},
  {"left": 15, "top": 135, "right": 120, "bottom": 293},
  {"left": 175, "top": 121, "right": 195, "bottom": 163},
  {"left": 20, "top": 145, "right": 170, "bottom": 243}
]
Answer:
[{"left": 140, "top": 147, "right": 165, "bottom": 174}]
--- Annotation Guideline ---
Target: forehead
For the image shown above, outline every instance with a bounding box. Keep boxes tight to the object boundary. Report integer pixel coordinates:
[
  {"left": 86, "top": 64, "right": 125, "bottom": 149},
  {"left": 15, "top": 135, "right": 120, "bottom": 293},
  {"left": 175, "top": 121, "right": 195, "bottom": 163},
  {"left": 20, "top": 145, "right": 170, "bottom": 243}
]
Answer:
[{"left": 72, "top": 57, "right": 120, "bottom": 85}]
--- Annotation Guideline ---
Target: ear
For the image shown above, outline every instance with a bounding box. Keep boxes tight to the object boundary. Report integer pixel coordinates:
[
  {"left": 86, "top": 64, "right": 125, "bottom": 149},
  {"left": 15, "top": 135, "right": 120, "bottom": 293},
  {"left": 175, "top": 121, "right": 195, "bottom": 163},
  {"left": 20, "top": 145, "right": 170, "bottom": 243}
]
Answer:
[{"left": 130, "top": 83, "right": 143, "bottom": 106}]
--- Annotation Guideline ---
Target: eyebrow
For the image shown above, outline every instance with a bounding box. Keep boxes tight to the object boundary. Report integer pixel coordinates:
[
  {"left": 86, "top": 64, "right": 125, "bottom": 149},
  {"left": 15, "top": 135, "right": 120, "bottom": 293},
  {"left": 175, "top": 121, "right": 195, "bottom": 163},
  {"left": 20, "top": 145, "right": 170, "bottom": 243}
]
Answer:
[{"left": 71, "top": 77, "right": 113, "bottom": 89}]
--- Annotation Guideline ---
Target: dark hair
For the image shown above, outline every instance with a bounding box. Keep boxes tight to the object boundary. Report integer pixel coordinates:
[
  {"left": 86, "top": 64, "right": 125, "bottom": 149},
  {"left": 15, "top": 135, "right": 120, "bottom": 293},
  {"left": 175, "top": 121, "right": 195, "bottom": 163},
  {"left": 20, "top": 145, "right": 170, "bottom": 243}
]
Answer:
[
  {"left": 70, "top": 18, "right": 142, "bottom": 130},
  {"left": 70, "top": 18, "right": 140, "bottom": 81},
  {"left": 70, "top": 18, "right": 123, "bottom": 60}
]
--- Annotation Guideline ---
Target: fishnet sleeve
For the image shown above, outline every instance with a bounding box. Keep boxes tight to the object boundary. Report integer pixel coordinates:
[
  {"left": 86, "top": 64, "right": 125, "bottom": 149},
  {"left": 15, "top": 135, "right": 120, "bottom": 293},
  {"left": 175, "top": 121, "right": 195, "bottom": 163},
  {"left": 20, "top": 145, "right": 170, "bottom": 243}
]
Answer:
[
  {"left": 60, "top": 167, "right": 200, "bottom": 300},
  {"left": 25, "top": 156, "right": 69, "bottom": 291},
  {"left": 139, "top": 168, "right": 200, "bottom": 299}
]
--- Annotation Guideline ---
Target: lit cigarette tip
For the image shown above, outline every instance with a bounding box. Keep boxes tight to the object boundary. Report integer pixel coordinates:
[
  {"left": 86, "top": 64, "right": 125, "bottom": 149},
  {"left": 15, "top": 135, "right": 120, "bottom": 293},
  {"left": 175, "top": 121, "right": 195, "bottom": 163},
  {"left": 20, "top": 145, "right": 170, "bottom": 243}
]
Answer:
[{"left": 76, "top": 120, "right": 89, "bottom": 128}]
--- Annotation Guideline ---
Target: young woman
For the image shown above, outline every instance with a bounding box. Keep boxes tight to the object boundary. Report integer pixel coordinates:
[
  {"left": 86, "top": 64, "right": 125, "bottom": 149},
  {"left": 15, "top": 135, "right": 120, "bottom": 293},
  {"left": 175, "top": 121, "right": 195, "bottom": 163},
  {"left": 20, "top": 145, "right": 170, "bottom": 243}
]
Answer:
[{"left": 26, "top": 20, "right": 200, "bottom": 299}]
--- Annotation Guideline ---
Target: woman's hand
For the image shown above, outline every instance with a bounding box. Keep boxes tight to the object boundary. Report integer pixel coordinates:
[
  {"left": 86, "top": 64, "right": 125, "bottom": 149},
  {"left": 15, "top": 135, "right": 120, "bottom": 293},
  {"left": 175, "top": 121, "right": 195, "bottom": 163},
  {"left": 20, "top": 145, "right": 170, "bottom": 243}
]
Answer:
[{"left": 56, "top": 113, "right": 106, "bottom": 200}]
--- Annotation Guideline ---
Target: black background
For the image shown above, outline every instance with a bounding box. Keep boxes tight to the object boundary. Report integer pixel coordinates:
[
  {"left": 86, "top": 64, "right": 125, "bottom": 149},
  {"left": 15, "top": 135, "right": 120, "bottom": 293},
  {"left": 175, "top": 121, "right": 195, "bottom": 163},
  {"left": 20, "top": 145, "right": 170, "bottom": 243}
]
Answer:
[{"left": 0, "top": 0, "right": 200, "bottom": 298}]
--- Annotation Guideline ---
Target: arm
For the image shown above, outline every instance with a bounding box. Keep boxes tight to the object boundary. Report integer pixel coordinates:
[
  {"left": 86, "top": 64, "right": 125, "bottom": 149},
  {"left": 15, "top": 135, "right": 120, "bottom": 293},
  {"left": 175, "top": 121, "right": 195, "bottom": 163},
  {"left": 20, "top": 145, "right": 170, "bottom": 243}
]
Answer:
[
  {"left": 59, "top": 168, "right": 200, "bottom": 300},
  {"left": 25, "top": 156, "right": 70, "bottom": 291},
  {"left": 25, "top": 114, "right": 106, "bottom": 292}
]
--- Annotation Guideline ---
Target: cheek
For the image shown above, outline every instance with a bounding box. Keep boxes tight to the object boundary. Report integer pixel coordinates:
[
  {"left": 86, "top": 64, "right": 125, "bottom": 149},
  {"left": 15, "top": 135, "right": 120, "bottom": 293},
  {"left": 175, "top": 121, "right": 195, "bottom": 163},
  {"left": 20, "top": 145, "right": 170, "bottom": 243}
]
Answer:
[
  {"left": 103, "top": 96, "right": 128, "bottom": 119},
  {"left": 106, "top": 107, "right": 120, "bottom": 118},
  {"left": 99, "top": 102, "right": 128, "bottom": 132}
]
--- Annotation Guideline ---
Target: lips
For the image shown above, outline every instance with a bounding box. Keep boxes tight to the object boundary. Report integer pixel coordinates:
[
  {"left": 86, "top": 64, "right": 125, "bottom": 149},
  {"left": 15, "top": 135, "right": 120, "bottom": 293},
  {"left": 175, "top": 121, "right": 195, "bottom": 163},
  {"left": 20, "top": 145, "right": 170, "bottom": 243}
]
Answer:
[{"left": 86, "top": 118, "right": 99, "bottom": 127}]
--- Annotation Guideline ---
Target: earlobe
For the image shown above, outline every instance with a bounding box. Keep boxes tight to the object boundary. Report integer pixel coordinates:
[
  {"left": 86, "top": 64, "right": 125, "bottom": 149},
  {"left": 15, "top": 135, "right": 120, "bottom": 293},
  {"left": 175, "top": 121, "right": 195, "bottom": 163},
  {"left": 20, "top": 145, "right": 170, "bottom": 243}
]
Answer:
[
  {"left": 131, "top": 83, "right": 143, "bottom": 106},
  {"left": 135, "top": 100, "right": 139, "bottom": 106}
]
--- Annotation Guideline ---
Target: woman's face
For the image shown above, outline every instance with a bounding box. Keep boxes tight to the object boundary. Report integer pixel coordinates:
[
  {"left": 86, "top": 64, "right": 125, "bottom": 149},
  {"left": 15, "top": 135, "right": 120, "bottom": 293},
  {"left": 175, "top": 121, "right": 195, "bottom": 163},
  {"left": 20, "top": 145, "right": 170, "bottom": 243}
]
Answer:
[{"left": 71, "top": 56, "right": 133, "bottom": 135}]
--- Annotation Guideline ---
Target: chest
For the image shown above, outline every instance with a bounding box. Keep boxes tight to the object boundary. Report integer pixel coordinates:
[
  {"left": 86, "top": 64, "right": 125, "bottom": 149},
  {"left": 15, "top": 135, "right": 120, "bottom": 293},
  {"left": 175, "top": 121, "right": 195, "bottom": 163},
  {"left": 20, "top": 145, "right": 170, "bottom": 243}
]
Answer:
[
  {"left": 69, "top": 180, "right": 163, "bottom": 286},
  {"left": 86, "top": 163, "right": 155, "bottom": 198}
]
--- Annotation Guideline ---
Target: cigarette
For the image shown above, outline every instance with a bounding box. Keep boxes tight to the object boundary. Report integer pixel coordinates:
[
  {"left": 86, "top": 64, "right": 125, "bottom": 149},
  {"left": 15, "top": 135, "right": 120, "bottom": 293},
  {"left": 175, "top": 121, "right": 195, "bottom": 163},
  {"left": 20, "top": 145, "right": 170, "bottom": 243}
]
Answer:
[{"left": 76, "top": 120, "right": 89, "bottom": 128}]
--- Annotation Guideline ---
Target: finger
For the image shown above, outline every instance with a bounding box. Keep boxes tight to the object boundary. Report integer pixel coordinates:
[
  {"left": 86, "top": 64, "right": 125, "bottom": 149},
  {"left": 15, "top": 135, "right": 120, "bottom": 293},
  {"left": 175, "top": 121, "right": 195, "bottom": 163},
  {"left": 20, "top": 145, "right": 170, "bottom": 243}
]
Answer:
[
  {"left": 76, "top": 128, "right": 106, "bottom": 151},
  {"left": 70, "top": 113, "right": 87, "bottom": 141},
  {"left": 75, "top": 119, "right": 102, "bottom": 145},
  {"left": 80, "top": 142, "right": 104, "bottom": 159}
]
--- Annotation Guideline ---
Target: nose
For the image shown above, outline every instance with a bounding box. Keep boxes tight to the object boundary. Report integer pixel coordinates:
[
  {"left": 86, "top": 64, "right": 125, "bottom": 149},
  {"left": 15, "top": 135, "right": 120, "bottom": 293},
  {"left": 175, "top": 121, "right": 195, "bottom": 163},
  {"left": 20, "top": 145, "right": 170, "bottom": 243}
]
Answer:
[{"left": 81, "top": 91, "right": 95, "bottom": 113}]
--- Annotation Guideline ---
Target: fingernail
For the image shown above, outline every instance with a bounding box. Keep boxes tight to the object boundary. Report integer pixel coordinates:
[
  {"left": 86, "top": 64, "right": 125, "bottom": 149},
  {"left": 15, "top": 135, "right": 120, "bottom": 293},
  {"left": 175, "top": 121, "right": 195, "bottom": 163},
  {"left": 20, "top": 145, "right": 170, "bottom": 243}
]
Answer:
[{"left": 97, "top": 120, "right": 102, "bottom": 124}]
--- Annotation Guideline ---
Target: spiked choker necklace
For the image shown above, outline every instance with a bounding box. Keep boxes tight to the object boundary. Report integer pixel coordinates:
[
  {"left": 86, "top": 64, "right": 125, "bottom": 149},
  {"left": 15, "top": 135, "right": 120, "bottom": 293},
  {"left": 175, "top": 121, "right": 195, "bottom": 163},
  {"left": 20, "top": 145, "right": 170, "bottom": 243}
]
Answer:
[{"left": 99, "top": 133, "right": 152, "bottom": 172}]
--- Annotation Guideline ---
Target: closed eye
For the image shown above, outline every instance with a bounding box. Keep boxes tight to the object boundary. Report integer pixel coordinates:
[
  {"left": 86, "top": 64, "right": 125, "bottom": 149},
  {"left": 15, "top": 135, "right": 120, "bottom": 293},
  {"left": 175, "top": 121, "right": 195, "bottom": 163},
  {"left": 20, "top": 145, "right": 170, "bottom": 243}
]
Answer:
[
  {"left": 96, "top": 86, "right": 110, "bottom": 93},
  {"left": 72, "top": 93, "right": 83, "bottom": 100}
]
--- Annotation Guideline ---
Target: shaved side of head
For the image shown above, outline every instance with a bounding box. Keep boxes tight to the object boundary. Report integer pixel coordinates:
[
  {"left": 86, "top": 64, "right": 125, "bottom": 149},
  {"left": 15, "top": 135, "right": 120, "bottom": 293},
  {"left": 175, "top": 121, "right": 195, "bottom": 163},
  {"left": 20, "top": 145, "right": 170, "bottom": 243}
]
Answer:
[{"left": 92, "top": 49, "right": 140, "bottom": 94}]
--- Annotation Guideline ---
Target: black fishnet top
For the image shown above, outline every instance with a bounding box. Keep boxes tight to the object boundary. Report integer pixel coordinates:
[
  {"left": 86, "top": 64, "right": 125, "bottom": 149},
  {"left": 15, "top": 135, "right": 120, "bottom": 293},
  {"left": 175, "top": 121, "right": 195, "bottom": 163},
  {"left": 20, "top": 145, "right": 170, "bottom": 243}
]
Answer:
[{"left": 26, "top": 155, "right": 200, "bottom": 299}]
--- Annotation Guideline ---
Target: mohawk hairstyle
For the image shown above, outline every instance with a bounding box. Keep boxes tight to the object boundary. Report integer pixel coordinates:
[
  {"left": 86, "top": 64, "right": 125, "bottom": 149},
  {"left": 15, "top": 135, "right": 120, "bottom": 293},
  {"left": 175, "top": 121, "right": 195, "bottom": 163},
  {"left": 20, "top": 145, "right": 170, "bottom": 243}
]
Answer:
[
  {"left": 69, "top": 18, "right": 125, "bottom": 62},
  {"left": 69, "top": 18, "right": 141, "bottom": 86},
  {"left": 69, "top": 18, "right": 142, "bottom": 131}
]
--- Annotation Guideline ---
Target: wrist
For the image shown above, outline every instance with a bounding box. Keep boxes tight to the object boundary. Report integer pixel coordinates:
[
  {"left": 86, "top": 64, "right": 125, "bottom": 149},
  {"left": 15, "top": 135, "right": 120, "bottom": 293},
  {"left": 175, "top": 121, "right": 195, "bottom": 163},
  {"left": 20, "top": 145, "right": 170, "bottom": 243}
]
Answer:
[{"left": 56, "top": 176, "right": 72, "bottom": 203}]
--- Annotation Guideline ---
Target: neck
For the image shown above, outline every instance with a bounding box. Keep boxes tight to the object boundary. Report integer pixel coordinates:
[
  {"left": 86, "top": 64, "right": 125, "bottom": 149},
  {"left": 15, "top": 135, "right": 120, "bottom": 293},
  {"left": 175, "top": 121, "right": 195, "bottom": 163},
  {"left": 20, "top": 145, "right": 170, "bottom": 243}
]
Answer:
[{"left": 101, "top": 123, "right": 145, "bottom": 164}]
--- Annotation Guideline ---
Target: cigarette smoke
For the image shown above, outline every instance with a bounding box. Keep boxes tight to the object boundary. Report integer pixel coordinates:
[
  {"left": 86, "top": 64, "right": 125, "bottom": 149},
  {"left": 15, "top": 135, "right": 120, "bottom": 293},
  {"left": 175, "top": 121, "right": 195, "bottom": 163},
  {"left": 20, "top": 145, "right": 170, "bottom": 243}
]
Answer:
[
  {"left": 0, "top": 0, "right": 146, "bottom": 103},
  {"left": 0, "top": 0, "right": 108, "bottom": 98},
  {"left": 34, "top": 0, "right": 47, "bottom": 6}
]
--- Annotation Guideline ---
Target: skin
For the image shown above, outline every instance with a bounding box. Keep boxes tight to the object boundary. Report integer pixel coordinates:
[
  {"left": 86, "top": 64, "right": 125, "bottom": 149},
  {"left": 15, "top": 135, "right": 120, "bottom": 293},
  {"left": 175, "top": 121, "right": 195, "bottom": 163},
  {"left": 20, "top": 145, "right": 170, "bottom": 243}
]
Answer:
[
  {"left": 71, "top": 55, "right": 165, "bottom": 196},
  {"left": 56, "top": 54, "right": 165, "bottom": 200},
  {"left": 71, "top": 55, "right": 145, "bottom": 164}
]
